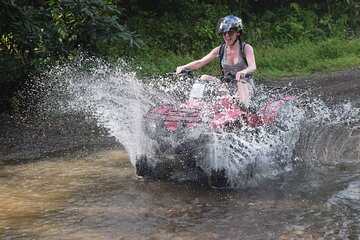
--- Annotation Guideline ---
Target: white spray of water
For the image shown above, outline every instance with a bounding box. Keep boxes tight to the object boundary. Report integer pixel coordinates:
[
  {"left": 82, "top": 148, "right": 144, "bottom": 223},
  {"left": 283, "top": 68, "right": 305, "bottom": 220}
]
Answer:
[
  {"left": 38, "top": 58, "right": 156, "bottom": 164},
  {"left": 188, "top": 102, "right": 305, "bottom": 188},
  {"left": 35, "top": 57, "right": 359, "bottom": 187},
  {"left": 293, "top": 97, "right": 360, "bottom": 166}
]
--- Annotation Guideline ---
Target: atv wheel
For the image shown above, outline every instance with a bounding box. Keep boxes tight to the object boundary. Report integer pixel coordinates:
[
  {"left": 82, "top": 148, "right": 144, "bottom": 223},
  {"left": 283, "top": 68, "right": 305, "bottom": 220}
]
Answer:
[
  {"left": 135, "top": 155, "right": 154, "bottom": 177},
  {"left": 135, "top": 154, "right": 174, "bottom": 179},
  {"left": 210, "top": 169, "right": 231, "bottom": 189}
]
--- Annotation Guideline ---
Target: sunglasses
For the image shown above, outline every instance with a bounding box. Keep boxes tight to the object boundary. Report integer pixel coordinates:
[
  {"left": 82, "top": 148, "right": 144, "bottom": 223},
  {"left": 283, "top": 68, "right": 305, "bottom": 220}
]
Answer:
[{"left": 222, "top": 31, "right": 236, "bottom": 36}]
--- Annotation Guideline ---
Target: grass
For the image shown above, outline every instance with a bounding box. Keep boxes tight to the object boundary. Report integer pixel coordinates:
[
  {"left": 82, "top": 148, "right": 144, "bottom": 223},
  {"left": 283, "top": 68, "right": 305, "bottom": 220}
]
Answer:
[
  {"left": 255, "top": 37, "right": 360, "bottom": 80},
  {"left": 111, "top": 37, "right": 360, "bottom": 81}
]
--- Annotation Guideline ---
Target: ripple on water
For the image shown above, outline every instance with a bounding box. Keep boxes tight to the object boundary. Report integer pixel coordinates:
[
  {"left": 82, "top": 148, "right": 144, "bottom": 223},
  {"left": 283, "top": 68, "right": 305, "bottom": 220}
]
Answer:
[
  {"left": 326, "top": 179, "right": 360, "bottom": 238},
  {"left": 327, "top": 179, "right": 360, "bottom": 207}
]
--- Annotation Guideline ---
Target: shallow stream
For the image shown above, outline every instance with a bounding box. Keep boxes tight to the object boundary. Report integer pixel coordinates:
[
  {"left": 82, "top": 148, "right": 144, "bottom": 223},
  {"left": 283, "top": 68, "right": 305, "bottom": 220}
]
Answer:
[
  {"left": 1, "top": 147, "right": 360, "bottom": 239},
  {"left": 1, "top": 60, "right": 359, "bottom": 239}
]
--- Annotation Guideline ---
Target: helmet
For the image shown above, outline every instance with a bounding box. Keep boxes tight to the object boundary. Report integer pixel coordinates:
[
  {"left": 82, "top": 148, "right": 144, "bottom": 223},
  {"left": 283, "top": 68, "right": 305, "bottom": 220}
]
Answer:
[{"left": 216, "top": 15, "right": 243, "bottom": 34}]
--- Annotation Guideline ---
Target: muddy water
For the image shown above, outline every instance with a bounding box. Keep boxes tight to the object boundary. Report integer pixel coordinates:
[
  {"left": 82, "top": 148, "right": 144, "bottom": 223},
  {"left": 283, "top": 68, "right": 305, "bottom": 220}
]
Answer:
[
  {"left": 1, "top": 147, "right": 360, "bottom": 239},
  {"left": 1, "top": 62, "right": 359, "bottom": 239}
]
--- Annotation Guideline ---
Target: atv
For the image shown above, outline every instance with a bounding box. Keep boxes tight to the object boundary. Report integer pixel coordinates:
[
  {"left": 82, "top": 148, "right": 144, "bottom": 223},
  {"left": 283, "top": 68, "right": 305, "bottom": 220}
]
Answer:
[{"left": 135, "top": 69, "right": 298, "bottom": 188}]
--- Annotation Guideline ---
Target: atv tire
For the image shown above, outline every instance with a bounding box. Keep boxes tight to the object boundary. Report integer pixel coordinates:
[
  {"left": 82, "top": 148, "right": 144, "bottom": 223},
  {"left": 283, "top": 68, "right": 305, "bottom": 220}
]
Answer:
[
  {"left": 135, "top": 154, "right": 174, "bottom": 179},
  {"left": 135, "top": 155, "right": 154, "bottom": 177},
  {"left": 210, "top": 169, "right": 231, "bottom": 189}
]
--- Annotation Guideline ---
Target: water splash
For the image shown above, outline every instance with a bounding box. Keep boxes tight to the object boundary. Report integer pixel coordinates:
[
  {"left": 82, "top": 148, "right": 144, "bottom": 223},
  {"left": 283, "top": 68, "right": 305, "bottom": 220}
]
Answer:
[
  {"left": 29, "top": 57, "right": 359, "bottom": 188},
  {"left": 192, "top": 101, "right": 305, "bottom": 188},
  {"left": 293, "top": 97, "right": 360, "bottom": 166},
  {"left": 41, "top": 58, "right": 156, "bottom": 163}
]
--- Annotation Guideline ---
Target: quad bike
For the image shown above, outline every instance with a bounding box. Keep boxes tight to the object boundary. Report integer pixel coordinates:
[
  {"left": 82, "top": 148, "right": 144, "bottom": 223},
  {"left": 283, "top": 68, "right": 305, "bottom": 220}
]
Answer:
[{"left": 135, "top": 69, "right": 298, "bottom": 188}]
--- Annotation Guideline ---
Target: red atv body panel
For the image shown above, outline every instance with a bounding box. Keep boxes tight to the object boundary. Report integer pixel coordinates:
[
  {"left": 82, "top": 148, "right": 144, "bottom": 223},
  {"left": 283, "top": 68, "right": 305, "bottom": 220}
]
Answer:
[{"left": 144, "top": 96, "right": 296, "bottom": 133}]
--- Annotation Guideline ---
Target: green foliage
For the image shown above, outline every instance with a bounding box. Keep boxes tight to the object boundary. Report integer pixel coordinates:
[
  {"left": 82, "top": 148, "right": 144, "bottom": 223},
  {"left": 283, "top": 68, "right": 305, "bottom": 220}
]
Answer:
[
  {"left": 255, "top": 38, "right": 360, "bottom": 80},
  {"left": 120, "top": 0, "right": 360, "bottom": 52},
  {"left": 124, "top": 2, "right": 229, "bottom": 55},
  {"left": 112, "top": 0, "right": 360, "bottom": 80},
  {"left": 0, "top": 0, "right": 143, "bottom": 72},
  {"left": 108, "top": 36, "right": 360, "bottom": 81},
  {"left": 1, "top": 0, "right": 360, "bottom": 112},
  {"left": 244, "top": 2, "right": 351, "bottom": 45},
  {"left": 0, "top": 0, "right": 143, "bottom": 110}
]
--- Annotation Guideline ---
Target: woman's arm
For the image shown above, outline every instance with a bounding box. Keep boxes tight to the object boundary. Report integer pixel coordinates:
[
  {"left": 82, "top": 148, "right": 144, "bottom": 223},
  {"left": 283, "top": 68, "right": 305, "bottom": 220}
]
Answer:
[{"left": 176, "top": 46, "right": 220, "bottom": 74}]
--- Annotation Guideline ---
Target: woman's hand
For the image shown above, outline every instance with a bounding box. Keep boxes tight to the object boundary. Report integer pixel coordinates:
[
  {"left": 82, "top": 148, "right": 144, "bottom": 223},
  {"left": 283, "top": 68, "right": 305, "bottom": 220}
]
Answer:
[
  {"left": 176, "top": 66, "right": 186, "bottom": 74},
  {"left": 236, "top": 70, "right": 248, "bottom": 80}
]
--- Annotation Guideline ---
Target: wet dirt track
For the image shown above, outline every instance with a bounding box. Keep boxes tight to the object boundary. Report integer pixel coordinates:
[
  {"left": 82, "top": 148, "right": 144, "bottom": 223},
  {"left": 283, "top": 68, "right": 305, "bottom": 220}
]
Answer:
[{"left": 273, "top": 67, "right": 360, "bottom": 106}]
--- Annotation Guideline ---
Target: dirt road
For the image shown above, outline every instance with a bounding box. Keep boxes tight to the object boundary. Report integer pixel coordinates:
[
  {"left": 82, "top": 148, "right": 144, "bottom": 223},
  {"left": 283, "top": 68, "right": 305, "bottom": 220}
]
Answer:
[{"left": 271, "top": 67, "right": 360, "bottom": 106}]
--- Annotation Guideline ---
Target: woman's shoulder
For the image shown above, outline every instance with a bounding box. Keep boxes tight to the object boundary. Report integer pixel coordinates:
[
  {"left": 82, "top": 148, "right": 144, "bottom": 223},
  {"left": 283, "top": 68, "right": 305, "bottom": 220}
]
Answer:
[
  {"left": 242, "top": 42, "right": 253, "bottom": 50},
  {"left": 209, "top": 44, "right": 223, "bottom": 55}
]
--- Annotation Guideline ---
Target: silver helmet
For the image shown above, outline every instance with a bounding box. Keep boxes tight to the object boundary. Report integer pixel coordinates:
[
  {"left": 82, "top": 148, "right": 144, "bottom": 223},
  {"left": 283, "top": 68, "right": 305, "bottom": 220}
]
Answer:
[{"left": 216, "top": 15, "right": 243, "bottom": 34}]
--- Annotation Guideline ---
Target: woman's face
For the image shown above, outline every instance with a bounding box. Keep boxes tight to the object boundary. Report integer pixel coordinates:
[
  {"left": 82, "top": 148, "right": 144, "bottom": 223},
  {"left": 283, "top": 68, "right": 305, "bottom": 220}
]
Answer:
[{"left": 222, "top": 30, "right": 239, "bottom": 45}]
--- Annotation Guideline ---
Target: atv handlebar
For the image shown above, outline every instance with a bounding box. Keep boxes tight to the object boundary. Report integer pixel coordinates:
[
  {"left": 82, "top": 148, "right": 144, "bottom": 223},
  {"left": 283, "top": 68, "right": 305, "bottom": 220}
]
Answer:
[
  {"left": 220, "top": 71, "right": 252, "bottom": 83},
  {"left": 220, "top": 72, "right": 236, "bottom": 83},
  {"left": 177, "top": 68, "right": 251, "bottom": 83},
  {"left": 179, "top": 68, "right": 194, "bottom": 78}
]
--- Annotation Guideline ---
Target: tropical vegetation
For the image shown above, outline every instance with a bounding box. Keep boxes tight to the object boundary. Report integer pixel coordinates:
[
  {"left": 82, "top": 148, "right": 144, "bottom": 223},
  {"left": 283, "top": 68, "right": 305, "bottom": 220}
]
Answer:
[{"left": 1, "top": 0, "right": 360, "bottom": 111}]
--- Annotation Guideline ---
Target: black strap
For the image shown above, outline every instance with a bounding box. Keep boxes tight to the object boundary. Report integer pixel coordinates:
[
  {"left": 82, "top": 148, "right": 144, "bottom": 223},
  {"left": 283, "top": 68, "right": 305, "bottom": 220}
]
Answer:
[
  {"left": 218, "top": 43, "right": 226, "bottom": 76},
  {"left": 240, "top": 42, "right": 248, "bottom": 66}
]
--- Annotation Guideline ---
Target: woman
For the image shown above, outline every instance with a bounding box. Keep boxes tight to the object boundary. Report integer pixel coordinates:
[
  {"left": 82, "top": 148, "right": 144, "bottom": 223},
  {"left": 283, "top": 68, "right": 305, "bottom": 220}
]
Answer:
[{"left": 176, "top": 15, "right": 256, "bottom": 108}]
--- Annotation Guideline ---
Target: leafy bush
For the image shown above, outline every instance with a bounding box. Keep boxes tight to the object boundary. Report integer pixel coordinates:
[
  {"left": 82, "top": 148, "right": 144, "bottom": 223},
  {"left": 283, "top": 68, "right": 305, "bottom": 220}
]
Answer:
[
  {"left": 1, "top": 0, "right": 360, "bottom": 112},
  {"left": 124, "top": 2, "right": 229, "bottom": 55},
  {"left": 0, "top": 0, "right": 142, "bottom": 111},
  {"left": 113, "top": 1, "right": 360, "bottom": 79}
]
